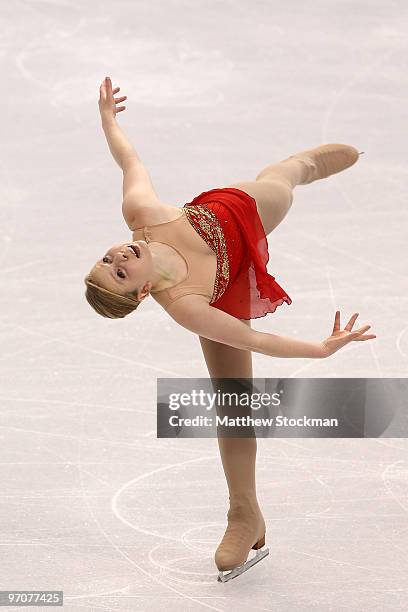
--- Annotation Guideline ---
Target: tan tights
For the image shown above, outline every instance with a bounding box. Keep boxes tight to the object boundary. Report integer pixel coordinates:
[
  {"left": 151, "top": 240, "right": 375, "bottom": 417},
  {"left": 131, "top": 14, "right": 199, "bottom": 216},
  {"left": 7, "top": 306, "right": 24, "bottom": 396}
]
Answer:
[
  {"left": 199, "top": 330, "right": 261, "bottom": 512},
  {"left": 227, "top": 157, "right": 308, "bottom": 236},
  {"left": 200, "top": 157, "right": 308, "bottom": 512}
]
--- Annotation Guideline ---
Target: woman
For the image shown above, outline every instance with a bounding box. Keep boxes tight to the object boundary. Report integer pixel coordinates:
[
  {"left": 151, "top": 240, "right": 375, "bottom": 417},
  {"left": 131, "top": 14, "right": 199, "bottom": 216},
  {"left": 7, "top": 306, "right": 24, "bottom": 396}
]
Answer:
[{"left": 84, "top": 77, "right": 376, "bottom": 581}]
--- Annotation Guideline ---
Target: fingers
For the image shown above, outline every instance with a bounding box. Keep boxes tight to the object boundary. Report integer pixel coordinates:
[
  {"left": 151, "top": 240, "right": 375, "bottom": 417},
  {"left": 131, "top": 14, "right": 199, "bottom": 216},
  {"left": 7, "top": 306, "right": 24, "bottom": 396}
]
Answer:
[
  {"left": 99, "top": 77, "right": 127, "bottom": 111},
  {"left": 353, "top": 334, "right": 377, "bottom": 341},
  {"left": 333, "top": 311, "right": 374, "bottom": 341},
  {"left": 346, "top": 315, "right": 376, "bottom": 341},
  {"left": 351, "top": 324, "right": 377, "bottom": 341},
  {"left": 345, "top": 312, "right": 359, "bottom": 331},
  {"left": 99, "top": 81, "right": 106, "bottom": 100},
  {"left": 333, "top": 309, "right": 359, "bottom": 332},
  {"left": 101, "top": 77, "right": 120, "bottom": 94},
  {"left": 354, "top": 324, "right": 371, "bottom": 334},
  {"left": 346, "top": 314, "right": 359, "bottom": 331},
  {"left": 332, "top": 310, "right": 341, "bottom": 333}
]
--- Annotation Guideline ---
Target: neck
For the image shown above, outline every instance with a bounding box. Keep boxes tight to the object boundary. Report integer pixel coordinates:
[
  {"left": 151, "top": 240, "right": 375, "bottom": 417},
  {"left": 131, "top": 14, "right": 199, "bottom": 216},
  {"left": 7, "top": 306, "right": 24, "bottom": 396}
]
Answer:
[{"left": 148, "top": 242, "right": 179, "bottom": 291}]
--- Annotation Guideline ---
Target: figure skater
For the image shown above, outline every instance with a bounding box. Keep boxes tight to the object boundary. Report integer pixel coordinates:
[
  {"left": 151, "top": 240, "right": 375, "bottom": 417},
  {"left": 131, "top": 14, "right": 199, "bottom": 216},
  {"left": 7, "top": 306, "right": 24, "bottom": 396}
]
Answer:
[{"left": 84, "top": 77, "right": 376, "bottom": 582}]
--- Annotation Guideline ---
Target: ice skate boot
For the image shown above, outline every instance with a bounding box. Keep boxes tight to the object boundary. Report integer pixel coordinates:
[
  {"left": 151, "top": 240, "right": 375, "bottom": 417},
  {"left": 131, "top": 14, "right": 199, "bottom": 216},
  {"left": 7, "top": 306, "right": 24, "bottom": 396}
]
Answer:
[
  {"left": 215, "top": 506, "right": 269, "bottom": 582},
  {"left": 282, "top": 143, "right": 364, "bottom": 185}
]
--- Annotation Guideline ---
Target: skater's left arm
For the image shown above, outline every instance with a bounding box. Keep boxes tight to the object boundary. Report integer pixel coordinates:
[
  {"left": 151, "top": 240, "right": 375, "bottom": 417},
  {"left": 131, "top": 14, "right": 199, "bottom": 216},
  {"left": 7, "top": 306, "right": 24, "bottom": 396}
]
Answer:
[
  {"left": 99, "top": 77, "right": 140, "bottom": 168},
  {"left": 98, "top": 77, "right": 161, "bottom": 222}
]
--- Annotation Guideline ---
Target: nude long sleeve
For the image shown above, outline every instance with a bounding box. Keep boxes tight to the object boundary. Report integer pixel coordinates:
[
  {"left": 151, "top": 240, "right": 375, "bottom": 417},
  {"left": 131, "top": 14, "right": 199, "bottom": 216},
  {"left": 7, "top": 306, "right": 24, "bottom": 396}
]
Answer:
[
  {"left": 101, "top": 117, "right": 140, "bottom": 168},
  {"left": 253, "top": 330, "right": 324, "bottom": 359}
]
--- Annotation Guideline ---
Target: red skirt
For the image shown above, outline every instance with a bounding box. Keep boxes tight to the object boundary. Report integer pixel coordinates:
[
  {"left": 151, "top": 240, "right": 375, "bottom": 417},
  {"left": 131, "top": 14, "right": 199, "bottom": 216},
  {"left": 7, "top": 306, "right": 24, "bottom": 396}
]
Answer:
[{"left": 183, "top": 187, "right": 292, "bottom": 320}]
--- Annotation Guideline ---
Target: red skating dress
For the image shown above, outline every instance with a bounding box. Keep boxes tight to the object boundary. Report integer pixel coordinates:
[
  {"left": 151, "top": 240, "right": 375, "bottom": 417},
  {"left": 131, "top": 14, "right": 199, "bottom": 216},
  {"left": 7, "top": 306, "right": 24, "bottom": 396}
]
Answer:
[{"left": 183, "top": 187, "right": 292, "bottom": 320}]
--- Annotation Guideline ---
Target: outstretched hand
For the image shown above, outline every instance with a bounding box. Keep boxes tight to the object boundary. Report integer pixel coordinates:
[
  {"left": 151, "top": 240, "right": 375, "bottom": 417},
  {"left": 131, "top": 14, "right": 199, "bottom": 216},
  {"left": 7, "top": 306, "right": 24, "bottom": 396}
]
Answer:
[
  {"left": 98, "top": 76, "right": 127, "bottom": 120},
  {"left": 322, "top": 311, "right": 376, "bottom": 357}
]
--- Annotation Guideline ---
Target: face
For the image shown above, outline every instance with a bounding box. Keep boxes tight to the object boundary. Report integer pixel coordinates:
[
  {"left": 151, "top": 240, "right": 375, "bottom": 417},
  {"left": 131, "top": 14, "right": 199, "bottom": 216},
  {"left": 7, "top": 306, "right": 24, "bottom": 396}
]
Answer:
[{"left": 91, "top": 240, "right": 153, "bottom": 300}]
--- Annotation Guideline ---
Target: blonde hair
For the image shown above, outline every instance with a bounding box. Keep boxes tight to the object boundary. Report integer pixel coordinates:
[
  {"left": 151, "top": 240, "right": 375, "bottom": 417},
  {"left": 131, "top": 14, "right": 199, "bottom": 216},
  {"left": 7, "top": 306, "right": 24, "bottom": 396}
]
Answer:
[{"left": 84, "top": 272, "right": 143, "bottom": 319}]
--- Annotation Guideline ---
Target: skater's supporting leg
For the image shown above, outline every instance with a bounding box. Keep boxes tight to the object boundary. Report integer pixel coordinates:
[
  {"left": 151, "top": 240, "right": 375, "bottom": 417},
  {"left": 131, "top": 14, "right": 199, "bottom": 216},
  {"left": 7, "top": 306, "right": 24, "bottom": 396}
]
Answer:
[
  {"left": 199, "top": 324, "right": 261, "bottom": 511},
  {"left": 199, "top": 327, "right": 267, "bottom": 574}
]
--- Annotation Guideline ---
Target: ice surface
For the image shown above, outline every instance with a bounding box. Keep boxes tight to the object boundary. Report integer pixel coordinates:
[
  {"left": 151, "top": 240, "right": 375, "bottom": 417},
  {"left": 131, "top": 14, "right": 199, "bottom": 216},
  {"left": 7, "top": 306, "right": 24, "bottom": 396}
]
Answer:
[{"left": 1, "top": 0, "right": 407, "bottom": 609}]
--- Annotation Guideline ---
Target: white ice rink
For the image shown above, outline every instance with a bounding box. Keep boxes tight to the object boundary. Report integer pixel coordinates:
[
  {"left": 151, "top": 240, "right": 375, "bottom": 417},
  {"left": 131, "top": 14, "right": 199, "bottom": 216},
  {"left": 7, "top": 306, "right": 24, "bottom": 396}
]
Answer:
[{"left": 1, "top": 0, "right": 408, "bottom": 610}]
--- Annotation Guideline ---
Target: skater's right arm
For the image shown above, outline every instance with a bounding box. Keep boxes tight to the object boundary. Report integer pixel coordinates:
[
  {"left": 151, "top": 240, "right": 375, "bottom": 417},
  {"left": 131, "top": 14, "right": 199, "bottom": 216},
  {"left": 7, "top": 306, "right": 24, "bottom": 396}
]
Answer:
[
  {"left": 166, "top": 296, "right": 376, "bottom": 359},
  {"left": 166, "top": 295, "right": 324, "bottom": 358}
]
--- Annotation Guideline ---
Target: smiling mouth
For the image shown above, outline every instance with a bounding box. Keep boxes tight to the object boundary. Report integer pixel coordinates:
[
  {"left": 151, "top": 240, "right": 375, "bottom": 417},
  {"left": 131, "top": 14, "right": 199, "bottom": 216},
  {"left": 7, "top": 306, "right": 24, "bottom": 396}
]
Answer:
[{"left": 128, "top": 244, "right": 141, "bottom": 258}]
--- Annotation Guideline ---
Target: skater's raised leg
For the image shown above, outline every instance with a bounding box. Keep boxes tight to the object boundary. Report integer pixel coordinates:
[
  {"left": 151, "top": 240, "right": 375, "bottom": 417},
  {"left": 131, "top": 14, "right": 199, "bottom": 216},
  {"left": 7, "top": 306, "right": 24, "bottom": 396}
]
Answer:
[
  {"left": 227, "top": 166, "right": 297, "bottom": 235},
  {"left": 226, "top": 143, "right": 361, "bottom": 236}
]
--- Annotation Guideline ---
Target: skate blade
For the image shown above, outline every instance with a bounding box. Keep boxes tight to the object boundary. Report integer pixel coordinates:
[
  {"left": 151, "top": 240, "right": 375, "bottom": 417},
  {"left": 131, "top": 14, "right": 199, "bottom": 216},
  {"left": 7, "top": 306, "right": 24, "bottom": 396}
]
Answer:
[{"left": 217, "top": 547, "right": 269, "bottom": 583}]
